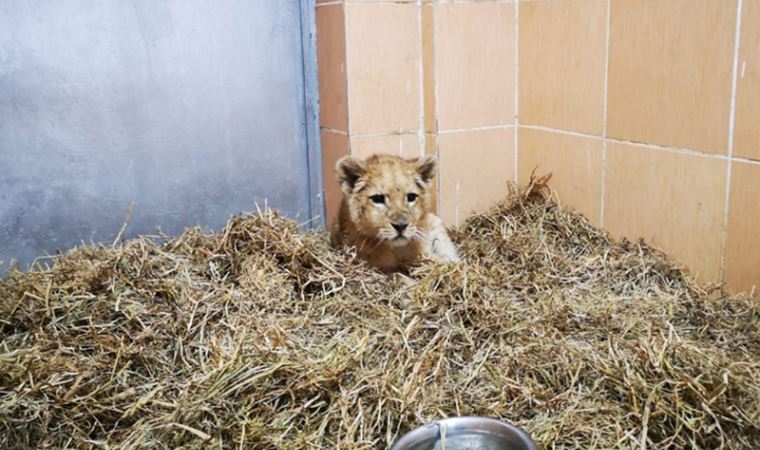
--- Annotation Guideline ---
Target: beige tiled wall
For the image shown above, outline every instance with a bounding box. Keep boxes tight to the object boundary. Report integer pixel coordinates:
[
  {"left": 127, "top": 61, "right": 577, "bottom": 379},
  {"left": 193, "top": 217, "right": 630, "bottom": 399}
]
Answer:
[
  {"left": 316, "top": 0, "right": 759, "bottom": 294},
  {"left": 604, "top": 144, "right": 728, "bottom": 283},
  {"left": 316, "top": 0, "right": 428, "bottom": 230},
  {"left": 517, "top": 0, "right": 758, "bottom": 293},
  {"left": 438, "top": 128, "right": 516, "bottom": 226},
  {"left": 316, "top": 2, "right": 349, "bottom": 225},
  {"left": 607, "top": 0, "right": 736, "bottom": 154},
  {"left": 518, "top": 129, "right": 604, "bottom": 226},
  {"left": 519, "top": 0, "right": 607, "bottom": 135},
  {"left": 316, "top": 0, "right": 518, "bottom": 230},
  {"left": 734, "top": 0, "right": 760, "bottom": 161}
]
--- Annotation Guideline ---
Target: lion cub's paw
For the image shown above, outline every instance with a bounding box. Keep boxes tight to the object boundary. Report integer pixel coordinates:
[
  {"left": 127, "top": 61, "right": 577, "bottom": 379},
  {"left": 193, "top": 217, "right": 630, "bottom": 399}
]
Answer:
[{"left": 423, "top": 213, "right": 461, "bottom": 263}]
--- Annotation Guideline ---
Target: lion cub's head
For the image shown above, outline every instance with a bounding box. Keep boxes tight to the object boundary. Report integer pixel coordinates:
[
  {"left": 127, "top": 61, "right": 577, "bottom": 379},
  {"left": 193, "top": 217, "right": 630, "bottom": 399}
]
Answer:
[{"left": 335, "top": 154, "right": 436, "bottom": 246}]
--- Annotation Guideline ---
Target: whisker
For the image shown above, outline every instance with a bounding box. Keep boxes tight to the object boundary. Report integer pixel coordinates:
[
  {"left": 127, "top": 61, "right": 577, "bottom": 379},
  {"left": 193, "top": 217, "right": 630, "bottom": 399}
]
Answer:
[
  {"left": 370, "top": 237, "right": 385, "bottom": 251},
  {"left": 411, "top": 228, "right": 427, "bottom": 242}
]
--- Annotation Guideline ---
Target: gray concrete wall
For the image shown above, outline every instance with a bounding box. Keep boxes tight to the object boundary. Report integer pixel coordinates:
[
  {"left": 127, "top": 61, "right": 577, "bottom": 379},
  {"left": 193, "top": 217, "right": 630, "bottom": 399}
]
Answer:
[{"left": 0, "top": 0, "right": 320, "bottom": 271}]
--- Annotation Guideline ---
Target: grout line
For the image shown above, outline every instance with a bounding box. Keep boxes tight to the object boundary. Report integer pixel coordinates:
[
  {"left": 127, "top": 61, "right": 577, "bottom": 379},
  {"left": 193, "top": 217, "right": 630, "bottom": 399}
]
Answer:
[
  {"left": 719, "top": 0, "right": 745, "bottom": 283},
  {"left": 600, "top": 142, "right": 608, "bottom": 226},
  {"left": 520, "top": 124, "right": 605, "bottom": 141},
  {"left": 432, "top": 3, "right": 441, "bottom": 215},
  {"left": 733, "top": 156, "right": 760, "bottom": 166},
  {"left": 599, "top": 0, "right": 611, "bottom": 228},
  {"left": 417, "top": 0, "right": 425, "bottom": 159},
  {"left": 608, "top": 140, "right": 731, "bottom": 161},
  {"left": 341, "top": 2, "right": 353, "bottom": 156},
  {"left": 520, "top": 124, "right": 736, "bottom": 161},
  {"left": 349, "top": 130, "right": 421, "bottom": 138},
  {"left": 513, "top": 0, "right": 519, "bottom": 183},
  {"left": 321, "top": 127, "right": 349, "bottom": 136},
  {"left": 315, "top": 1, "right": 342, "bottom": 8},
  {"left": 438, "top": 124, "right": 516, "bottom": 134},
  {"left": 514, "top": 125, "right": 520, "bottom": 182}
]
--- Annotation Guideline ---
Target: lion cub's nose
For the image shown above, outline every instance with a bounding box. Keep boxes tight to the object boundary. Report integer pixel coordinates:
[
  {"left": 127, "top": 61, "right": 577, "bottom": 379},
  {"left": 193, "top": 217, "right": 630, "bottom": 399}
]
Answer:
[{"left": 392, "top": 222, "right": 408, "bottom": 233}]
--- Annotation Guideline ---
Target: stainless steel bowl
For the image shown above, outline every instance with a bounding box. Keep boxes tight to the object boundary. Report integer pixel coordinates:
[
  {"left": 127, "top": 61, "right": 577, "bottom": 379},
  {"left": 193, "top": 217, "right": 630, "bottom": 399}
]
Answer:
[{"left": 390, "top": 417, "right": 538, "bottom": 450}]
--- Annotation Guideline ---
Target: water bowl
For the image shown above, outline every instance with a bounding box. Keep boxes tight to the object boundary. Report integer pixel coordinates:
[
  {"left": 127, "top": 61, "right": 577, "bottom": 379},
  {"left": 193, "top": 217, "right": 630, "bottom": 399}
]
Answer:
[{"left": 390, "top": 417, "right": 538, "bottom": 450}]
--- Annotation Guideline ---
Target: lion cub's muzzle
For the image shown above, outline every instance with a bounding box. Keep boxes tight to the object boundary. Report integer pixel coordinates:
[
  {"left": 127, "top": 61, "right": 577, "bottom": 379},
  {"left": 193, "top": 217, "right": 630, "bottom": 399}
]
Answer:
[
  {"left": 386, "top": 213, "right": 412, "bottom": 241},
  {"left": 391, "top": 221, "right": 408, "bottom": 235}
]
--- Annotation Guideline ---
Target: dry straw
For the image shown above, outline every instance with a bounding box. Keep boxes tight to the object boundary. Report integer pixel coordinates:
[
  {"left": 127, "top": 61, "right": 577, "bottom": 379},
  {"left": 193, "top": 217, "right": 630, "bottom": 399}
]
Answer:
[{"left": 1, "top": 176, "right": 758, "bottom": 449}]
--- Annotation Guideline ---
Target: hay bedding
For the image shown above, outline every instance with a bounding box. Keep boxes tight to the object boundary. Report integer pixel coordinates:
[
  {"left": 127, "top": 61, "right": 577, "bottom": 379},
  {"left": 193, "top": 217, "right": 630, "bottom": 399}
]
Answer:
[{"left": 1, "top": 178, "right": 759, "bottom": 449}]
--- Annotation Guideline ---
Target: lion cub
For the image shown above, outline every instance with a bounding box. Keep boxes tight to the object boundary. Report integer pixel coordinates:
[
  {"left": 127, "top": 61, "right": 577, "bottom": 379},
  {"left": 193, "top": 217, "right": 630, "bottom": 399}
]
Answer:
[{"left": 330, "top": 153, "right": 460, "bottom": 273}]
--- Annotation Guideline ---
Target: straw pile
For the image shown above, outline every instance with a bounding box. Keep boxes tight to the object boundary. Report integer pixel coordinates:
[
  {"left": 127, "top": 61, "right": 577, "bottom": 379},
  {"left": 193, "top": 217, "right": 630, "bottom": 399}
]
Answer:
[{"left": 1, "top": 177, "right": 759, "bottom": 449}]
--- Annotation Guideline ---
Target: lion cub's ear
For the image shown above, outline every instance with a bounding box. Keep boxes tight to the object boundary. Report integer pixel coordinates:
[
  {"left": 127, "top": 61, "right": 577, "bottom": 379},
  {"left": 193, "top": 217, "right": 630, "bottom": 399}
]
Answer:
[
  {"left": 413, "top": 155, "right": 437, "bottom": 186},
  {"left": 335, "top": 156, "right": 366, "bottom": 194}
]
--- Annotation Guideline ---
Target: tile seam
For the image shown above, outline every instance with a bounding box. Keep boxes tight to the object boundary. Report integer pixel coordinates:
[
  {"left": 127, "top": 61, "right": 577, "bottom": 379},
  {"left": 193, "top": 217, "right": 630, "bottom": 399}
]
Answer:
[
  {"left": 514, "top": 0, "right": 520, "bottom": 183},
  {"left": 315, "top": 1, "right": 342, "bottom": 8},
  {"left": 719, "top": 0, "right": 745, "bottom": 283},
  {"left": 439, "top": 124, "right": 517, "bottom": 134},
  {"left": 521, "top": 124, "right": 738, "bottom": 161},
  {"left": 600, "top": 0, "right": 611, "bottom": 228},
  {"left": 433, "top": 2, "right": 441, "bottom": 214},
  {"left": 321, "top": 127, "right": 349, "bottom": 136},
  {"left": 417, "top": 0, "right": 425, "bottom": 159},
  {"left": 341, "top": 3, "right": 353, "bottom": 155}
]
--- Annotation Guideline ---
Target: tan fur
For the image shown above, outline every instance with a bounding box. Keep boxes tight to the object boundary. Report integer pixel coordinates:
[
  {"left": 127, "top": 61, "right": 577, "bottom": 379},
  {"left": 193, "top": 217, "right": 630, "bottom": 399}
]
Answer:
[{"left": 330, "top": 154, "right": 460, "bottom": 273}]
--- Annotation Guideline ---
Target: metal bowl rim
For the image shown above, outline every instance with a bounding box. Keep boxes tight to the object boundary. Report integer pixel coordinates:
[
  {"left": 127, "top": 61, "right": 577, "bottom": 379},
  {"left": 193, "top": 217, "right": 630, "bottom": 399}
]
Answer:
[{"left": 390, "top": 416, "right": 538, "bottom": 450}]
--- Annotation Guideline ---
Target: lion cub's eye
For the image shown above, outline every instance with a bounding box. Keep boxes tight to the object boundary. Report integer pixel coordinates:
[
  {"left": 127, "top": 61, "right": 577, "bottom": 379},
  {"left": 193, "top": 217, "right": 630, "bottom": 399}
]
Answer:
[
  {"left": 370, "top": 194, "right": 386, "bottom": 205},
  {"left": 406, "top": 193, "right": 418, "bottom": 203}
]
